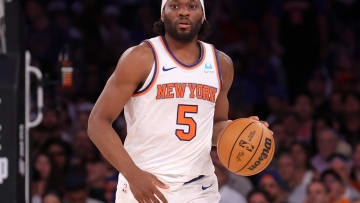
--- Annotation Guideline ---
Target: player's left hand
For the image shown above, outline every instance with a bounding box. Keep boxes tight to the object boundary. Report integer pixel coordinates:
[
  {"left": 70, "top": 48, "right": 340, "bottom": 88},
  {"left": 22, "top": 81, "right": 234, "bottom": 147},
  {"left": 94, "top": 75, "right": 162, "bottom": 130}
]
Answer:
[{"left": 248, "top": 116, "right": 273, "bottom": 135}]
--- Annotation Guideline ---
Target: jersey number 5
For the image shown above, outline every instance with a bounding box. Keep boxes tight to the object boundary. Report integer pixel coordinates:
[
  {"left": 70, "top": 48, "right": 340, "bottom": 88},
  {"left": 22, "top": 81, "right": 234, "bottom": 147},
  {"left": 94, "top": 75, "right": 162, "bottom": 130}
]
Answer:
[{"left": 176, "top": 104, "right": 198, "bottom": 141}]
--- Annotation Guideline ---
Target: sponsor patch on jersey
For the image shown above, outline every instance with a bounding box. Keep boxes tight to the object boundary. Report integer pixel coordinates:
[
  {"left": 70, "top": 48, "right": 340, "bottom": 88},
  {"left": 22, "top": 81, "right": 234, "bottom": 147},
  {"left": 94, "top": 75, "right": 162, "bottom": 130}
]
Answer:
[{"left": 204, "top": 63, "right": 214, "bottom": 73}]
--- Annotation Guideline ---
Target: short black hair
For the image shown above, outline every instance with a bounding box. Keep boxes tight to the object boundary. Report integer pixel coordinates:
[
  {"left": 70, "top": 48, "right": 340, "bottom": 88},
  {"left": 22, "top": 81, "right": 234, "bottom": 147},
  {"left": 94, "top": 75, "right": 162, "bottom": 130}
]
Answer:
[
  {"left": 153, "top": 19, "right": 212, "bottom": 41},
  {"left": 247, "top": 188, "right": 273, "bottom": 203},
  {"left": 306, "top": 180, "right": 329, "bottom": 193},
  {"left": 320, "top": 169, "right": 343, "bottom": 185}
]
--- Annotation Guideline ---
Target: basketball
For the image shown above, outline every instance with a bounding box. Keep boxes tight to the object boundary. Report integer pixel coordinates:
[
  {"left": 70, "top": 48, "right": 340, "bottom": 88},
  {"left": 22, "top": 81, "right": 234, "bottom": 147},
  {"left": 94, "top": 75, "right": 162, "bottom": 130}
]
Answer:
[{"left": 217, "top": 118, "right": 275, "bottom": 176}]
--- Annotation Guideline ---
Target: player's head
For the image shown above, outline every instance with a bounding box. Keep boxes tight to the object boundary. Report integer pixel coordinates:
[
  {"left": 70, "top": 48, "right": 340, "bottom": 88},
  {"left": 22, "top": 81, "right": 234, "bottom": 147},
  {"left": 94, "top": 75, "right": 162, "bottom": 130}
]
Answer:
[{"left": 153, "top": 0, "right": 211, "bottom": 42}]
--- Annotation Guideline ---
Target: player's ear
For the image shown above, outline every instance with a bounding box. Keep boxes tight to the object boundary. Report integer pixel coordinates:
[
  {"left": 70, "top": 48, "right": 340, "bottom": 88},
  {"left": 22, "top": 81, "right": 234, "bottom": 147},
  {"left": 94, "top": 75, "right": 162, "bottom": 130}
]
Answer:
[
  {"left": 161, "top": 12, "right": 165, "bottom": 22},
  {"left": 201, "top": 16, "right": 205, "bottom": 24}
]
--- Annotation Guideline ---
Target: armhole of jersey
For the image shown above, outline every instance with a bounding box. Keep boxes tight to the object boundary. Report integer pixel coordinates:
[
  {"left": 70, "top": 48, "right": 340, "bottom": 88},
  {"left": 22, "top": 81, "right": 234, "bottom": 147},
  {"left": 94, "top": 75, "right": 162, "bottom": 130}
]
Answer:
[
  {"left": 133, "top": 40, "right": 159, "bottom": 97},
  {"left": 211, "top": 45, "right": 223, "bottom": 90}
]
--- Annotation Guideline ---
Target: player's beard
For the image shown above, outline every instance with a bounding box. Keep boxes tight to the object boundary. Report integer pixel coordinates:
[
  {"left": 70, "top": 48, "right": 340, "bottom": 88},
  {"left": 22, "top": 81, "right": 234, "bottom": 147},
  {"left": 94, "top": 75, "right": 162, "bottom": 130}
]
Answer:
[{"left": 163, "top": 15, "right": 202, "bottom": 43}]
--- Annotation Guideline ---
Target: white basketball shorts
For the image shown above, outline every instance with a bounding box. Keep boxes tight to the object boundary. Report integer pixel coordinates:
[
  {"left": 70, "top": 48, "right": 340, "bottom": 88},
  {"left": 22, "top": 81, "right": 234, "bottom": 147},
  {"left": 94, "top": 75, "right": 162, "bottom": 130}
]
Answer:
[{"left": 115, "top": 173, "right": 221, "bottom": 203}]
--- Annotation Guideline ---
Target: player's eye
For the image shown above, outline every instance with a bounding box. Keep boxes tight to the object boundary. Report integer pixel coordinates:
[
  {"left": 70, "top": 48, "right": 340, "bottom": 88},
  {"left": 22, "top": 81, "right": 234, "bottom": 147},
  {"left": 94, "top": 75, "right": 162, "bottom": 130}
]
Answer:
[
  {"left": 169, "top": 4, "right": 178, "bottom": 9},
  {"left": 189, "top": 4, "right": 198, "bottom": 9}
]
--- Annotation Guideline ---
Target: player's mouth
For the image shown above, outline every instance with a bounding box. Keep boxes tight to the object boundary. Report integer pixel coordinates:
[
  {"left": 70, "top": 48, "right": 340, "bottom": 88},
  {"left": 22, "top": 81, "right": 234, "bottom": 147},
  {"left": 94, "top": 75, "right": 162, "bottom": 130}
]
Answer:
[{"left": 177, "top": 20, "right": 191, "bottom": 29}]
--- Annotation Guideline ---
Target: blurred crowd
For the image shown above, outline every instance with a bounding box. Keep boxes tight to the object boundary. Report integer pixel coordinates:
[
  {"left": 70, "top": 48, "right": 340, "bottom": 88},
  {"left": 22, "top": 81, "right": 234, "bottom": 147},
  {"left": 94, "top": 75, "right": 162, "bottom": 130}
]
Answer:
[{"left": 25, "top": 0, "right": 360, "bottom": 203}]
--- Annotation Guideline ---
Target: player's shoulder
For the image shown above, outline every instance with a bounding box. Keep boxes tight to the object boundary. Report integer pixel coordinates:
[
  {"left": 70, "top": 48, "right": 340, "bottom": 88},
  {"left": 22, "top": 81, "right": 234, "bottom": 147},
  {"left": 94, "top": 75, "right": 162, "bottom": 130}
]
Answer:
[
  {"left": 216, "top": 50, "right": 233, "bottom": 70},
  {"left": 120, "top": 41, "right": 154, "bottom": 63},
  {"left": 203, "top": 41, "right": 233, "bottom": 72},
  {"left": 113, "top": 40, "right": 155, "bottom": 80},
  {"left": 213, "top": 49, "right": 233, "bottom": 80}
]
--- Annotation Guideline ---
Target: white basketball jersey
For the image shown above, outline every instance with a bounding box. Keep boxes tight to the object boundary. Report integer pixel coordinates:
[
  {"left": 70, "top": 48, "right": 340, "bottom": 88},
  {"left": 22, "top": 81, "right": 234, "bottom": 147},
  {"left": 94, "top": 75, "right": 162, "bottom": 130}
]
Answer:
[{"left": 123, "top": 36, "right": 222, "bottom": 183}]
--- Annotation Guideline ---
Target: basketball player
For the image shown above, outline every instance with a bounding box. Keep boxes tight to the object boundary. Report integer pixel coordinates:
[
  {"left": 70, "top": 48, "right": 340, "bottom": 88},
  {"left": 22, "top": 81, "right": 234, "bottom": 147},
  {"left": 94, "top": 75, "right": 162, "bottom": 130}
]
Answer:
[{"left": 88, "top": 0, "right": 271, "bottom": 202}]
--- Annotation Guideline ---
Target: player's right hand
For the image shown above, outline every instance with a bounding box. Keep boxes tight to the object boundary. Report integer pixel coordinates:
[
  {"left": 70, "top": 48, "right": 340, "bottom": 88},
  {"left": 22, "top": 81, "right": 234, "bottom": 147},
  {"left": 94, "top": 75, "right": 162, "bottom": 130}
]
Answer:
[{"left": 126, "top": 168, "right": 169, "bottom": 203}]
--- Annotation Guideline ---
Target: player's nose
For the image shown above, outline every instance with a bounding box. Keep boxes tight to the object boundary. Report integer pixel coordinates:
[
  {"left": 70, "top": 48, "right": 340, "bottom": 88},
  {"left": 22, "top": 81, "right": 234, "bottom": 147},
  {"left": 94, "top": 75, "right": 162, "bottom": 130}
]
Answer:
[{"left": 178, "top": 6, "right": 190, "bottom": 17}]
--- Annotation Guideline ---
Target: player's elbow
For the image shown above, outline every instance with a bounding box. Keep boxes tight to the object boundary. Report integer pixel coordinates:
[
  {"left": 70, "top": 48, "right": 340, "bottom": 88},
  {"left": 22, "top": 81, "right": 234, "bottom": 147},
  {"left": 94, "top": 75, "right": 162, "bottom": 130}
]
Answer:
[
  {"left": 87, "top": 112, "right": 102, "bottom": 140},
  {"left": 87, "top": 114, "right": 96, "bottom": 140}
]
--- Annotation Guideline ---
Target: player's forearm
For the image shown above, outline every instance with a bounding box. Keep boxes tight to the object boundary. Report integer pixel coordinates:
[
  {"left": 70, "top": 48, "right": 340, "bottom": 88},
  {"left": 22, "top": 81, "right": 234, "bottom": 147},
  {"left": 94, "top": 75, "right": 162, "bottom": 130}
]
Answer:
[
  {"left": 212, "top": 120, "right": 229, "bottom": 146},
  {"left": 87, "top": 118, "right": 140, "bottom": 178}
]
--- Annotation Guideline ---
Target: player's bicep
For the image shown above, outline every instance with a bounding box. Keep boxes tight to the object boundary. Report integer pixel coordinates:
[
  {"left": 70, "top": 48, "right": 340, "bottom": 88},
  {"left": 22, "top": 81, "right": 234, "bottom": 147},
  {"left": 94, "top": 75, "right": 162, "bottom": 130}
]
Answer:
[
  {"left": 214, "top": 51, "right": 234, "bottom": 123},
  {"left": 90, "top": 44, "right": 153, "bottom": 123}
]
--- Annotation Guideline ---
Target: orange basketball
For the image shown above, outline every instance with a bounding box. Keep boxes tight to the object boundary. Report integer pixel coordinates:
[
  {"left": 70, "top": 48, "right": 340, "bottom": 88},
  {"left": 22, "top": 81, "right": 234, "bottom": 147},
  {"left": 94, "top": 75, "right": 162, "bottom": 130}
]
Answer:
[{"left": 217, "top": 118, "right": 275, "bottom": 176}]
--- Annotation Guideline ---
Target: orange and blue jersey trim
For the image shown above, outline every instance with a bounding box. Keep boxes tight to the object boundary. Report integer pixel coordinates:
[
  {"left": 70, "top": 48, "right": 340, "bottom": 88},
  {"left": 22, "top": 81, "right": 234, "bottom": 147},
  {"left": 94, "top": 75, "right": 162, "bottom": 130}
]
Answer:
[
  {"left": 211, "top": 45, "right": 223, "bottom": 90},
  {"left": 160, "top": 36, "right": 205, "bottom": 70},
  {"left": 133, "top": 40, "right": 159, "bottom": 97}
]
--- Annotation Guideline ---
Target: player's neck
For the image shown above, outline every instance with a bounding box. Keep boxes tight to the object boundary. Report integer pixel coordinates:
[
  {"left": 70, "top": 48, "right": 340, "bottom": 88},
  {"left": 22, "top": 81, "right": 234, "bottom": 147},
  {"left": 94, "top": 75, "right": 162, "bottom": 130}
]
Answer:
[
  {"left": 163, "top": 33, "right": 201, "bottom": 66},
  {"left": 164, "top": 33, "right": 199, "bottom": 51}
]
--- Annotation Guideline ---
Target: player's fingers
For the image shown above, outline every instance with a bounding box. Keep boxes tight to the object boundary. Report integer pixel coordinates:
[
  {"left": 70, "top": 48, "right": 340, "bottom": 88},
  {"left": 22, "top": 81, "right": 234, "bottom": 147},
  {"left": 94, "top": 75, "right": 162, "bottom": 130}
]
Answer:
[
  {"left": 248, "top": 116, "right": 259, "bottom": 121},
  {"left": 261, "top": 121, "right": 269, "bottom": 128},
  {"left": 137, "top": 196, "right": 148, "bottom": 203},
  {"left": 154, "top": 189, "right": 168, "bottom": 203},
  {"left": 152, "top": 175, "right": 169, "bottom": 189},
  {"left": 149, "top": 194, "right": 160, "bottom": 203},
  {"left": 269, "top": 130, "right": 274, "bottom": 136},
  {"left": 226, "top": 120, "right": 233, "bottom": 125}
]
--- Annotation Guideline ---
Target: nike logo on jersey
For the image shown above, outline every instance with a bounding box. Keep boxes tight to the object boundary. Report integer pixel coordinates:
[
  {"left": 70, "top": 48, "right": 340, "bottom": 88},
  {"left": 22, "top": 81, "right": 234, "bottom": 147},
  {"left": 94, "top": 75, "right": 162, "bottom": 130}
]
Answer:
[
  {"left": 162, "top": 66, "right": 177, "bottom": 71},
  {"left": 201, "top": 184, "right": 213, "bottom": 190}
]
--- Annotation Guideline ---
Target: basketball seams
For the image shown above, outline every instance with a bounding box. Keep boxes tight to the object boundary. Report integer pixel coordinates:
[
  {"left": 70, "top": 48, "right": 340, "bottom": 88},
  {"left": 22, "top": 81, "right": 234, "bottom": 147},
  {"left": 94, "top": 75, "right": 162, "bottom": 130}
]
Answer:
[
  {"left": 235, "top": 122, "right": 264, "bottom": 173},
  {"left": 226, "top": 121, "right": 256, "bottom": 169}
]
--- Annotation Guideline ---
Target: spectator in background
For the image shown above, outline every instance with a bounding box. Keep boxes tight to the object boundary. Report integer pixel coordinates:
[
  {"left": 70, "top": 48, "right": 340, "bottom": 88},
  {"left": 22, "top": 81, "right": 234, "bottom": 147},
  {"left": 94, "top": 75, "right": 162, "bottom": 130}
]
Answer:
[
  {"left": 258, "top": 171, "right": 288, "bottom": 203},
  {"left": 330, "top": 92, "right": 344, "bottom": 119},
  {"left": 42, "top": 138, "right": 72, "bottom": 190},
  {"left": 304, "top": 180, "right": 329, "bottom": 203},
  {"left": 351, "top": 142, "right": 360, "bottom": 193},
  {"left": 271, "top": 120, "right": 292, "bottom": 151},
  {"left": 282, "top": 112, "right": 300, "bottom": 145},
  {"left": 311, "top": 128, "right": 339, "bottom": 173},
  {"left": 343, "top": 114, "right": 360, "bottom": 145},
  {"left": 32, "top": 152, "right": 58, "bottom": 203},
  {"left": 25, "top": 0, "right": 66, "bottom": 77},
  {"left": 290, "top": 142, "right": 314, "bottom": 185},
  {"left": 321, "top": 169, "right": 350, "bottom": 203},
  {"left": 64, "top": 171, "right": 103, "bottom": 203},
  {"left": 277, "top": 151, "right": 311, "bottom": 203},
  {"left": 353, "top": 198, "right": 360, "bottom": 203},
  {"left": 86, "top": 152, "right": 110, "bottom": 202},
  {"left": 343, "top": 93, "right": 360, "bottom": 117},
  {"left": 74, "top": 104, "right": 92, "bottom": 130},
  {"left": 57, "top": 103, "right": 73, "bottom": 143},
  {"left": 265, "top": 89, "right": 289, "bottom": 125},
  {"left": 341, "top": 93, "right": 360, "bottom": 144},
  {"left": 37, "top": 108, "right": 61, "bottom": 140},
  {"left": 307, "top": 70, "right": 330, "bottom": 113},
  {"left": 268, "top": 0, "right": 328, "bottom": 98},
  {"left": 104, "top": 173, "right": 118, "bottom": 203},
  {"left": 98, "top": 5, "right": 131, "bottom": 65},
  {"left": 293, "top": 94, "right": 314, "bottom": 143},
  {"left": 43, "top": 191, "right": 62, "bottom": 203},
  {"left": 247, "top": 188, "right": 273, "bottom": 203},
  {"left": 329, "top": 154, "right": 360, "bottom": 200},
  {"left": 71, "top": 128, "right": 95, "bottom": 166}
]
